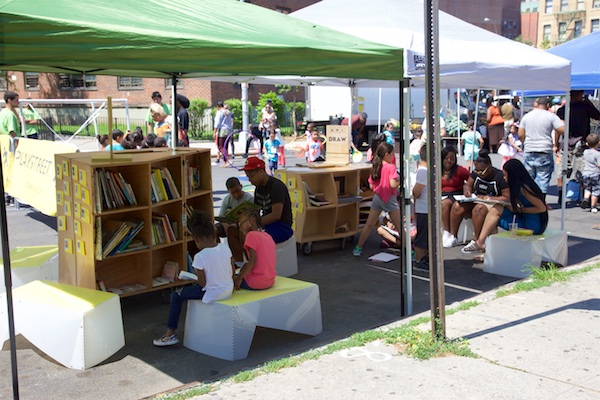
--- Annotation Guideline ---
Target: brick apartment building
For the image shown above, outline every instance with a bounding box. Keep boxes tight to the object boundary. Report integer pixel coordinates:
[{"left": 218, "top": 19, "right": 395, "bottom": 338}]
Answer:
[{"left": 521, "top": 0, "right": 600, "bottom": 47}]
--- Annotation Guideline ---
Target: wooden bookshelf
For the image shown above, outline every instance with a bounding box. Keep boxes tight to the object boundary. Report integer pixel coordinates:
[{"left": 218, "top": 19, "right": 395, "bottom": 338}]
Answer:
[
  {"left": 283, "top": 165, "right": 370, "bottom": 255},
  {"left": 55, "top": 148, "right": 212, "bottom": 297}
]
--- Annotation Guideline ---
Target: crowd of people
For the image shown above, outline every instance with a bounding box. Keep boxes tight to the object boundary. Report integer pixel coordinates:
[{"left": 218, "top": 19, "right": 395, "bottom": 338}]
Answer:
[{"left": 355, "top": 91, "right": 599, "bottom": 268}]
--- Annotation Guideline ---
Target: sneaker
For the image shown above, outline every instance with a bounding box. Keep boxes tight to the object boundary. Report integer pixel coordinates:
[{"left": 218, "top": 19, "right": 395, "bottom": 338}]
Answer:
[
  {"left": 580, "top": 198, "right": 590, "bottom": 209},
  {"left": 242, "top": 153, "right": 249, "bottom": 158},
  {"left": 442, "top": 230, "right": 451, "bottom": 243},
  {"left": 443, "top": 235, "right": 458, "bottom": 249},
  {"left": 413, "top": 258, "right": 429, "bottom": 272},
  {"left": 461, "top": 240, "right": 481, "bottom": 254},
  {"left": 592, "top": 207, "right": 598, "bottom": 213},
  {"left": 352, "top": 246, "right": 362, "bottom": 256},
  {"left": 211, "top": 160, "right": 221, "bottom": 166},
  {"left": 153, "top": 334, "right": 179, "bottom": 347}
]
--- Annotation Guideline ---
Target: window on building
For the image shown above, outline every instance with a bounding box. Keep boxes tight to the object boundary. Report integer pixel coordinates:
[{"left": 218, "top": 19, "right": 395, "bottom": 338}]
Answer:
[
  {"left": 0, "top": 73, "right": 8, "bottom": 91},
  {"left": 545, "top": 0, "right": 553, "bottom": 13},
  {"left": 59, "top": 73, "right": 96, "bottom": 89},
  {"left": 164, "top": 79, "right": 184, "bottom": 89},
  {"left": 592, "top": 19, "right": 600, "bottom": 32},
  {"left": 543, "top": 24, "right": 552, "bottom": 40},
  {"left": 117, "top": 77, "right": 143, "bottom": 90},
  {"left": 574, "top": 20, "right": 582, "bottom": 38},
  {"left": 558, "top": 22, "right": 567, "bottom": 39},
  {"left": 577, "top": 0, "right": 585, "bottom": 10},
  {"left": 25, "top": 72, "right": 39, "bottom": 90},
  {"left": 594, "top": 0, "right": 600, "bottom": 8},
  {"left": 560, "top": 0, "right": 568, "bottom": 11}
]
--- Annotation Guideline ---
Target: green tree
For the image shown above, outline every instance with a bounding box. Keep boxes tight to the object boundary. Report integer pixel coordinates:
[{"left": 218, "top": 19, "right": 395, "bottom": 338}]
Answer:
[
  {"left": 539, "top": 38, "right": 551, "bottom": 50},
  {"left": 188, "top": 98, "right": 209, "bottom": 139},
  {"left": 276, "top": 84, "right": 303, "bottom": 135}
]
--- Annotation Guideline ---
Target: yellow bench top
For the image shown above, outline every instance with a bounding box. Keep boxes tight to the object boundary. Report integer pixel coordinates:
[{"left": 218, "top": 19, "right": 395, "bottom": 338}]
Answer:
[
  {"left": 218, "top": 276, "right": 317, "bottom": 306},
  {"left": 0, "top": 245, "right": 58, "bottom": 268},
  {"left": 494, "top": 230, "right": 564, "bottom": 242},
  {"left": 13, "top": 280, "right": 118, "bottom": 312}
]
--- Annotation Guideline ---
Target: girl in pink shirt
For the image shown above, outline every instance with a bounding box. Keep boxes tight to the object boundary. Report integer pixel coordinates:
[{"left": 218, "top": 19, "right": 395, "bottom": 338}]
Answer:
[
  {"left": 235, "top": 209, "right": 277, "bottom": 290},
  {"left": 353, "top": 143, "right": 401, "bottom": 256}
]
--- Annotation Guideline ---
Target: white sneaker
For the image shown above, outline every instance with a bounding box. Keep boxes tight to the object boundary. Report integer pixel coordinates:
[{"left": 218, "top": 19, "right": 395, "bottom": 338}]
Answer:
[
  {"left": 153, "top": 334, "right": 179, "bottom": 347},
  {"left": 442, "top": 230, "right": 451, "bottom": 243},
  {"left": 443, "top": 235, "right": 458, "bottom": 248}
]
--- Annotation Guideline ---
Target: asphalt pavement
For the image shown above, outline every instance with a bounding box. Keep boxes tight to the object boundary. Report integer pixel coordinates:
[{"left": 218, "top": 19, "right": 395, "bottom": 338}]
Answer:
[{"left": 0, "top": 136, "right": 599, "bottom": 399}]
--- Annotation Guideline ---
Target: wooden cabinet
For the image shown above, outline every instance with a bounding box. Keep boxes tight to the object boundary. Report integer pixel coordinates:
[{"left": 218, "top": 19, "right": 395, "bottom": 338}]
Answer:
[
  {"left": 55, "top": 148, "right": 212, "bottom": 296},
  {"left": 283, "top": 165, "right": 370, "bottom": 254}
]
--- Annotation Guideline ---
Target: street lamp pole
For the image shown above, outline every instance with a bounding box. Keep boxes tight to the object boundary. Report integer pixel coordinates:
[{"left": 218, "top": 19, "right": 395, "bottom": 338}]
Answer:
[{"left": 483, "top": 17, "right": 500, "bottom": 35}]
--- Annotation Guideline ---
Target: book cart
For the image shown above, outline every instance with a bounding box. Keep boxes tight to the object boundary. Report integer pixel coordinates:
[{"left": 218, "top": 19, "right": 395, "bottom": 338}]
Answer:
[
  {"left": 55, "top": 148, "right": 212, "bottom": 296},
  {"left": 282, "top": 164, "right": 371, "bottom": 255}
]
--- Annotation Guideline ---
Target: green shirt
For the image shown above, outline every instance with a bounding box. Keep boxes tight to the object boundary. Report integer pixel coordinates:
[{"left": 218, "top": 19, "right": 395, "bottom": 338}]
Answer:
[
  {"left": 0, "top": 108, "right": 21, "bottom": 136},
  {"left": 23, "top": 108, "right": 39, "bottom": 136}
]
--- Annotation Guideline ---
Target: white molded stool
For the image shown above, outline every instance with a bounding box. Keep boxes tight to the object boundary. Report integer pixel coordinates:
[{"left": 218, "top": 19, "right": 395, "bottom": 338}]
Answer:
[
  {"left": 275, "top": 235, "right": 298, "bottom": 277},
  {"left": 0, "top": 245, "right": 58, "bottom": 292},
  {"left": 457, "top": 218, "right": 474, "bottom": 244},
  {"left": 0, "top": 280, "right": 124, "bottom": 370},
  {"left": 484, "top": 230, "right": 568, "bottom": 278}
]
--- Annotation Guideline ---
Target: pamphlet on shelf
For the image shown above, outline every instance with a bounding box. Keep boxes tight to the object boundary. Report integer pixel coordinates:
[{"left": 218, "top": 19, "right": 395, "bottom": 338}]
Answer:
[
  {"left": 162, "top": 261, "right": 179, "bottom": 282},
  {"left": 152, "top": 277, "right": 170, "bottom": 287}
]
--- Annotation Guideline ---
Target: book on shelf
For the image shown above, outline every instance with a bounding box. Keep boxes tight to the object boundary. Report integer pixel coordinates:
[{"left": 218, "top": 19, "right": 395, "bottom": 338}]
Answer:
[
  {"left": 151, "top": 168, "right": 180, "bottom": 202},
  {"left": 302, "top": 181, "right": 332, "bottom": 207},
  {"left": 95, "top": 168, "right": 137, "bottom": 210},
  {"left": 162, "top": 261, "right": 179, "bottom": 282},
  {"left": 107, "top": 283, "right": 147, "bottom": 295},
  {"left": 151, "top": 169, "right": 168, "bottom": 202},
  {"left": 161, "top": 168, "right": 180, "bottom": 198},
  {"left": 185, "top": 160, "right": 201, "bottom": 195},
  {"left": 101, "top": 219, "right": 145, "bottom": 258},
  {"left": 151, "top": 213, "right": 177, "bottom": 244},
  {"left": 214, "top": 201, "right": 261, "bottom": 223},
  {"left": 152, "top": 276, "right": 170, "bottom": 287}
]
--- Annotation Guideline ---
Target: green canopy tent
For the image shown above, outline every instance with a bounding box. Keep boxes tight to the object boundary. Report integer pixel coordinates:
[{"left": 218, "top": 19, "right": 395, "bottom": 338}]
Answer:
[
  {"left": 0, "top": 0, "right": 404, "bottom": 396},
  {"left": 0, "top": 0, "right": 403, "bottom": 80}
]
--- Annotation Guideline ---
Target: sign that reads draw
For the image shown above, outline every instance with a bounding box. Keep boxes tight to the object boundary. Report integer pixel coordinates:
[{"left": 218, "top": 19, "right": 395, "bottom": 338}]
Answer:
[
  {"left": 0, "top": 136, "right": 77, "bottom": 216},
  {"left": 325, "top": 125, "right": 350, "bottom": 165}
]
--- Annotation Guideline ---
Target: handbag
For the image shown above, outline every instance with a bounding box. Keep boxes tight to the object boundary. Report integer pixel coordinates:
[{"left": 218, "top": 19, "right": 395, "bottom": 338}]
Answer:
[{"left": 497, "top": 142, "right": 511, "bottom": 156}]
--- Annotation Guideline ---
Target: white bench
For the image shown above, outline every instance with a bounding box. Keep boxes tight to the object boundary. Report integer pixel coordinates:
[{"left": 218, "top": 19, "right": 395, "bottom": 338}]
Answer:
[
  {"left": 183, "top": 276, "right": 322, "bottom": 361},
  {"left": 0, "top": 245, "right": 58, "bottom": 292},
  {"left": 275, "top": 234, "right": 298, "bottom": 276},
  {"left": 483, "top": 230, "right": 568, "bottom": 278},
  {"left": 0, "top": 280, "right": 124, "bottom": 370}
]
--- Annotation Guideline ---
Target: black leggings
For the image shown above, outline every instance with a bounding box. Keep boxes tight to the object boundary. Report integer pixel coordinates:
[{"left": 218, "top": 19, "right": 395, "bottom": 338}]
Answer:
[{"left": 245, "top": 133, "right": 263, "bottom": 155}]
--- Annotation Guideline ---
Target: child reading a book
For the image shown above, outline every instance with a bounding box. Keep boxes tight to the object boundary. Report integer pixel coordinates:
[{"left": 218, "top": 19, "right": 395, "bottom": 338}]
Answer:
[
  {"left": 217, "top": 177, "right": 254, "bottom": 238},
  {"left": 153, "top": 210, "right": 234, "bottom": 347},
  {"left": 353, "top": 143, "right": 401, "bottom": 256},
  {"left": 234, "top": 208, "right": 276, "bottom": 290}
]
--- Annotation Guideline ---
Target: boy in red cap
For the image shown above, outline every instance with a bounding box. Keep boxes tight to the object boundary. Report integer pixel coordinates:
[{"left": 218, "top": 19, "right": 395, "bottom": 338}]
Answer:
[{"left": 227, "top": 157, "right": 293, "bottom": 261}]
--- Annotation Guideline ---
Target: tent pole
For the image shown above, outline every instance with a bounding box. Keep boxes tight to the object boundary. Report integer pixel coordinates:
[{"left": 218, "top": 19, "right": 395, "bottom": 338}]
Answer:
[
  {"left": 1, "top": 154, "right": 20, "bottom": 399},
  {"left": 171, "top": 76, "right": 178, "bottom": 149},
  {"left": 425, "top": 0, "right": 446, "bottom": 340},
  {"left": 378, "top": 88, "right": 382, "bottom": 134},
  {"left": 471, "top": 90, "right": 481, "bottom": 172},
  {"left": 400, "top": 79, "right": 412, "bottom": 316},
  {"left": 561, "top": 91, "right": 571, "bottom": 231}
]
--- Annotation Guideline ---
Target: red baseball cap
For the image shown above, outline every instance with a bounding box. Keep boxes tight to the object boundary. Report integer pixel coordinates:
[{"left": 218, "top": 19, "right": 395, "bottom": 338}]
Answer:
[{"left": 240, "top": 156, "right": 265, "bottom": 171}]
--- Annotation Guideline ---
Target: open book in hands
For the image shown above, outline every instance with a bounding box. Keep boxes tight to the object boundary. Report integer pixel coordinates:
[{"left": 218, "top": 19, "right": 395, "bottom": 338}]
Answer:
[
  {"left": 447, "top": 194, "right": 509, "bottom": 206},
  {"left": 215, "top": 201, "right": 262, "bottom": 224}
]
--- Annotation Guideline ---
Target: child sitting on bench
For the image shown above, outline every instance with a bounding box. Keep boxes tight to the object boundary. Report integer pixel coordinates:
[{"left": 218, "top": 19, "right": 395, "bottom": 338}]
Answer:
[
  {"left": 234, "top": 208, "right": 277, "bottom": 290},
  {"left": 153, "top": 210, "right": 234, "bottom": 347}
]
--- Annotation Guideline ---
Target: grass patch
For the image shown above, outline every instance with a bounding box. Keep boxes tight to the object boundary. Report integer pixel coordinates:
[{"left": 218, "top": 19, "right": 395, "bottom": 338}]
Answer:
[
  {"left": 496, "top": 263, "right": 599, "bottom": 298},
  {"left": 154, "top": 301, "right": 481, "bottom": 399}
]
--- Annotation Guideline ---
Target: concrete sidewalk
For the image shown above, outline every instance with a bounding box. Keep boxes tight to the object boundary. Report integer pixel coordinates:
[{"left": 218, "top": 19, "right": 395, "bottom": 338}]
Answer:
[{"left": 188, "top": 264, "right": 600, "bottom": 400}]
